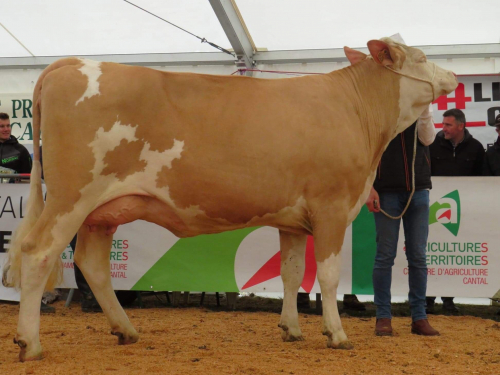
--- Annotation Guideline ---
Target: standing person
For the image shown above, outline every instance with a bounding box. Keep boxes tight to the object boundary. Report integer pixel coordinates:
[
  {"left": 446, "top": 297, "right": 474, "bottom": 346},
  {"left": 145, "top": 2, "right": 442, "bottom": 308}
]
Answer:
[
  {"left": 483, "top": 114, "right": 500, "bottom": 176},
  {"left": 366, "top": 104, "right": 439, "bottom": 336},
  {"left": 484, "top": 115, "right": 500, "bottom": 316},
  {"left": 297, "top": 292, "right": 366, "bottom": 311},
  {"left": 69, "top": 235, "right": 103, "bottom": 313},
  {"left": 426, "top": 108, "right": 485, "bottom": 313},
  {"left": 0, "top": 113, "right": 32, "bottom": 174}
]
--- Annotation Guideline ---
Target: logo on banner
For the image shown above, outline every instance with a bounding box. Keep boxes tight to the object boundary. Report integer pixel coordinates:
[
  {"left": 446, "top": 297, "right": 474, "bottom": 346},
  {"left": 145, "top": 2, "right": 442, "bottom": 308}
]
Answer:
[
  {"left": 429, "top": 190, "right": 461, "bottom": 236},
  {"left": 241, "top": 236, "right": 317, "bottom": 293}
]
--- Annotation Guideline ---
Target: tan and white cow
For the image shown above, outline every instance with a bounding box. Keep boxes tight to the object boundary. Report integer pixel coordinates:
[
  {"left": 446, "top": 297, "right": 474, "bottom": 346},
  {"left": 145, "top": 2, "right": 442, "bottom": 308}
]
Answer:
[{"left": 4, "top": 37, "right": 457, "bottom": 361}]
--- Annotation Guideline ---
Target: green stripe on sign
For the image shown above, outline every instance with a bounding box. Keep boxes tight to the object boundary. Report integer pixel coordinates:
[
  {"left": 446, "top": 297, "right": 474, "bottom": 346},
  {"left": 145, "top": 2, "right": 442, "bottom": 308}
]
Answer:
[
  {"left": 132, "top": 227, "right": 259, "bottom": 292},
  {"left": 351, "top": 206, "right": 376, "bottom": 294}
]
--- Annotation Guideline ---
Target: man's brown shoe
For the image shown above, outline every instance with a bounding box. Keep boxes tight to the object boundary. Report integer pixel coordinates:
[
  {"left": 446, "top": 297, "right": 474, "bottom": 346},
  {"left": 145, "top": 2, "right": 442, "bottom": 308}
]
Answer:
[
  {"left": 375, "top": 318, "right": 393, "bottom": 336},
  {"left": 411, "top": 319, "right": 440, "bottom": 336}
]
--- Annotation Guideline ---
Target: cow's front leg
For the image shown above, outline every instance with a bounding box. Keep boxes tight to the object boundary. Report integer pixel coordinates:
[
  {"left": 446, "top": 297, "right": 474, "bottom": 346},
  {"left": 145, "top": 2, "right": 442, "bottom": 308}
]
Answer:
[
  {"left": 278, "top": 230, "right": 307, "bottom": 342},
  {"left": 74, "top": 225, "right": 138, "bottom": 345},
  {"left": 313, "top": 212, "right": 353, "bottom": 349}
]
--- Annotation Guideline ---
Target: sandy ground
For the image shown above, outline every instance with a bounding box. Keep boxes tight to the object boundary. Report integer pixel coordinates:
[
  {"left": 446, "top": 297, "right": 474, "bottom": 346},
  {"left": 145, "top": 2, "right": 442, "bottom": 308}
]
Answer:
[{"left": 0, "top": 300, "right": 499, "bottom": 375}]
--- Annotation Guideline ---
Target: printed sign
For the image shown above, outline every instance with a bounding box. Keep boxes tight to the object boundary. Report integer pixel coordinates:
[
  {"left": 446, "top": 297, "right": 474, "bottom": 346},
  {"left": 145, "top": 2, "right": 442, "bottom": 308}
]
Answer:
[{"left": 1, "top": 178, "right": 498, "bottom": 302}]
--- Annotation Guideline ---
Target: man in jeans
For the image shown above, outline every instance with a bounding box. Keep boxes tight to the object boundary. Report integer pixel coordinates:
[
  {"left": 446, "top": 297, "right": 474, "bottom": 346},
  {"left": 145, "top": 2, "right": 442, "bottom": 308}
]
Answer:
[{"left": 365, "top": 105, "right": 439, "bottom": 336}]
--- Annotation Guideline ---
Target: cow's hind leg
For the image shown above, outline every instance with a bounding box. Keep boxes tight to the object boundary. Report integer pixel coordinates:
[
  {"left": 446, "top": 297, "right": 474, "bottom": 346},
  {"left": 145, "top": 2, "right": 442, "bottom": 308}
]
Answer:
[
  {"left": 313, "top": 212, "right": 353, "bottom": 349},
  {"left": 279, "top": 230, "right": 307, "bottom": 342},
  {"left": 74, "top": 225, "right": 138, "bottom": 345},
  {"left": 16, "top": 211, "right": 83, "bottom": 361}
]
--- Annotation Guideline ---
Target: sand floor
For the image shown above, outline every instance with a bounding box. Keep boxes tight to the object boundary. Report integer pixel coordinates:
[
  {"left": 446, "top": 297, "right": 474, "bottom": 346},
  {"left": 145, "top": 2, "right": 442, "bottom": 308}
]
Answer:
[{"left": 0, "top": 300, "right": 499, "bottom": 375}]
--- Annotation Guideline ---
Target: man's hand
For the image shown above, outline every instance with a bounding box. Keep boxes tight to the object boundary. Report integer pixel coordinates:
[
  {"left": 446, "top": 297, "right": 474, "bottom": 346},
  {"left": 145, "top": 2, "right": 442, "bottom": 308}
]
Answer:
[{"left": 365, "top": 187, "right": 380, "bottom": 213}]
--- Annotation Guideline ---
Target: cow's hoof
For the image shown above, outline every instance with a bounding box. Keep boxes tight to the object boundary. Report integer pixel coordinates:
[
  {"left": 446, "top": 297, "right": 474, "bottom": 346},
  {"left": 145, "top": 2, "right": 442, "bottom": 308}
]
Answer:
[
  {"left": 282, "top": 332, "right": 305, "bottom": 342},
  {"left": 15, "top": 338, "right": 43, "bottom": 362},
  {"left": 111, "top": 330, "right": 139, "bottom": 345},
  {"left": 279, "top": 324, "right": 304, "bottom": 342},
  {"left": 327, "top": 340, "right": 354, "bottom": 350}
]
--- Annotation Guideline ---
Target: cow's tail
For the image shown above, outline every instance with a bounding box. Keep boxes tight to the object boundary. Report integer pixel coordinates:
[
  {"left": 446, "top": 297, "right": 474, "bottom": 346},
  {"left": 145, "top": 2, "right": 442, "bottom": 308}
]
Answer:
[{"left": 2, "top": 59, "right": 81, "bottom": 290}]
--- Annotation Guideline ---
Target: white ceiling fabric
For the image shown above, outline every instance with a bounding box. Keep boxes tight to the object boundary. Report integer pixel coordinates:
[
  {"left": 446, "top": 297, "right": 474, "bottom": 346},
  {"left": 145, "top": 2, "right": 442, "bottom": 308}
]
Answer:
[{"left": 0, "top": 0, "right": 498, "bottom": 58}]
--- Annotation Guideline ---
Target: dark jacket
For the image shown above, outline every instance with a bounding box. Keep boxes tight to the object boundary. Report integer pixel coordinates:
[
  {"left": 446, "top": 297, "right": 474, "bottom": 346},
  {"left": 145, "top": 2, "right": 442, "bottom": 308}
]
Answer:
[
  {"left": 429, "top": 129, "right": 485, "bottom": 176},
  {"left": 483, "top": 136, "right": 500, "bottom": 176},
  {"left": 374, "top": 122, "right": 432, "bottom": 193},
  {"left": 0, "top": 135, "right": 32, "bottom": 173}
]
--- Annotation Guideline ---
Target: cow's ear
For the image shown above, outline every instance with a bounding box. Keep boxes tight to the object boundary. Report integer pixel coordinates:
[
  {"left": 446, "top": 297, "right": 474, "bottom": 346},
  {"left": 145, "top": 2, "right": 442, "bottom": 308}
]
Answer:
[
  {"left": 344, "top": 47, "right": 367, "bottom": 65},
  {"left": 367, "top": 40, "right": 406, "bottom": 70}
]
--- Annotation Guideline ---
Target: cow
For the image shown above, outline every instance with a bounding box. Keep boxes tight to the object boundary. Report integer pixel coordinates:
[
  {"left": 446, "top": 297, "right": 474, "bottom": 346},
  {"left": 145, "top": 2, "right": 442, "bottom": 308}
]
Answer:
[{"left": 3, "top": 37, "right": 457, "bottom": 361}]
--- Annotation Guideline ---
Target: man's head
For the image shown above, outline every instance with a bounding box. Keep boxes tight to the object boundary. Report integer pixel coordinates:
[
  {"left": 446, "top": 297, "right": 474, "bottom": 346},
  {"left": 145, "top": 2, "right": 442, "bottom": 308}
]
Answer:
[
  {"left": 442, "top": 108, "right": 466, "bottom": 145},
  {"left": 494, "top": 114, "right": 500, "bottom": 138},
  {"left": 0, "top": 113, "right": 12, "bottom": 142}
]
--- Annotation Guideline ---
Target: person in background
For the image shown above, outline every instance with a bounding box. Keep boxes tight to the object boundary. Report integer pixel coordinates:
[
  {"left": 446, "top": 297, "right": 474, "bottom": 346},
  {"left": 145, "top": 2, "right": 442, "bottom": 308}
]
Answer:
[
  {"left": 483, "top": 115, "right": 500, "bottom": 316},
  {"left": 342, "top": 294, "right": 366, "bottom": 311},
  {"left": 69, "top": 235, "right": 103, "bottom": 313},
  {"left": 366, "top": 104, "right": 439, "bottom": 336},
  {"left": 297, "top": 293, "right": 366, "bottom": 311},
  {"left": 426, "top": 108, "right": 485, "bottom": 313},
  {"left": 0, "top": 113, "right": 45, "bottom": 310},
  {"left": 483, "top": 114, "right": 500, "bottom": 176},
  {"left": 0, "top": 113, "right": 32, "bottom": 174}
]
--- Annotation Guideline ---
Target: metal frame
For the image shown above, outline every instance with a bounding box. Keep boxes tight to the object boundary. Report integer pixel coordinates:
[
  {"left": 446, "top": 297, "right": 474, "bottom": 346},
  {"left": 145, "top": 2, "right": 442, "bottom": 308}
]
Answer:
[
  {"left": 209, "top": 0, "right": 256, "bottom": 75},
  {"left": 254, "top": 44, "right": 500, "bottom": 65},
  {"left": 1, "top": 43, "right": 499, "bottom": 70}
]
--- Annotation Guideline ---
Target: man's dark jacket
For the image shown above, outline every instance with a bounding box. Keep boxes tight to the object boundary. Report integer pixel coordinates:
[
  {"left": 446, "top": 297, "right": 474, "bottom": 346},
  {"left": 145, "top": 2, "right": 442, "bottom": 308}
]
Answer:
[
  {"left": 374, "top": 122, "right": 432, "bottom": 193},
  {"left": 0, "top": 135, "right": 32, "bottom": 173},
  {"left": 483, "top": 136, "right": 500, "bottom": 176},
  {"left": 429, "top": 129, "right": 485, "bottom": 176}
]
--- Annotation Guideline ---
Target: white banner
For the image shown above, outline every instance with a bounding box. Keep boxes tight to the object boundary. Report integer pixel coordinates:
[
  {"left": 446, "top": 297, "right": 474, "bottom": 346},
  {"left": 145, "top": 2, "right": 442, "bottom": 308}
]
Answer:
[{"left": 1, "top": 177, "right": 499, "bottom": 301}]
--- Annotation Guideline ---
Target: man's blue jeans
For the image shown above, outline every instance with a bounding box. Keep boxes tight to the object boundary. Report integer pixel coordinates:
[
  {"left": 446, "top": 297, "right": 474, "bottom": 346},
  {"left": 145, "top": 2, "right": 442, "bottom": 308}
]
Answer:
[{"left": 373, "top": 190, "right": 429, "bottom": 322}]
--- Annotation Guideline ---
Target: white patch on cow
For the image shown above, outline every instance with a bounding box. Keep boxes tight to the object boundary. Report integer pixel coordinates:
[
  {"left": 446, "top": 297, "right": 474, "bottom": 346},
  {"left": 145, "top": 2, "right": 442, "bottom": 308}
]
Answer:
[
  {"left": 75, "top": 59, "right": 102, "bottom": 105},
  {"left": 88, "top": 121, "right": 139, "bottom": 175},
  {"left": 395, "top": 76, "right": 426, "bottom": 135},
  {"left": 347, "top": 169, "right": 376, "bottom": 224},
  {"left": 316, "top": 252, "right": 348, "bottom": 346}
]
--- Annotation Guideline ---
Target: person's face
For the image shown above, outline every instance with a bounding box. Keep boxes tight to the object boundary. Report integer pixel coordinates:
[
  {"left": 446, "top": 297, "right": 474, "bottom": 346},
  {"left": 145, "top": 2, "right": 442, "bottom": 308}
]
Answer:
[
  {"left": 0, "top": 118, "right": 12, "bottom": 142},
  {"left": 442, "top": 116, "right": 465, "bottom": 143}
]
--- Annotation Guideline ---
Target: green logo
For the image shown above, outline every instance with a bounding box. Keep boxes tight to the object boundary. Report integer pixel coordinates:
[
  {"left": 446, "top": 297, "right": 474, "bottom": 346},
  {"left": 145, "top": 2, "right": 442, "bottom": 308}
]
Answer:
[
  {"left": 429, "top": 190, "right": 461, "bottom": 236},
  {"left": 1, "top": 155, "right": 19, "bottom": 164}
]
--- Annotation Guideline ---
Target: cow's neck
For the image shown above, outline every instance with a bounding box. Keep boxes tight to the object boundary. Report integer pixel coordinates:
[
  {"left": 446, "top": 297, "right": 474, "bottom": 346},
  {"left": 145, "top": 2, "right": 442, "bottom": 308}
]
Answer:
[{"left": 330, "top": 59, "right": 403, "bottom": 166}]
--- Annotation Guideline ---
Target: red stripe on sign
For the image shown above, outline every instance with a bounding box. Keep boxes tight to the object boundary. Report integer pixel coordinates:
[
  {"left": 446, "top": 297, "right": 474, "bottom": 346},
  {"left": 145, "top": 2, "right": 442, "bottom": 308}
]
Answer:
[
  {"left": 241, "top": 251, "right": 281, "bottom": 290},
  {"left": 435, "top": 121, "right": 486, "bottom": 128},
  {"left": 301, "top": 236, "right": 317, "bottom": 294}
]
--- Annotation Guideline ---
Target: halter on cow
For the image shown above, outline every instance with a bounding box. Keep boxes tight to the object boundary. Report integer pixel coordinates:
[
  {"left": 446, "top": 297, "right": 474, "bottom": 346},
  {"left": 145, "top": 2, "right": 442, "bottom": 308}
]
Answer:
[{"left": 4, "top": 37, "right": 458, "bottom": 361}]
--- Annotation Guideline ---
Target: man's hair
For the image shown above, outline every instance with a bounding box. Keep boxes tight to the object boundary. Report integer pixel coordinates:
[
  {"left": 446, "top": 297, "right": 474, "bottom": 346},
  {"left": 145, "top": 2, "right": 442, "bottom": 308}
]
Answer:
[
  {"left": 495, "top": 114, "right": 500, "bottom": 128},
  {"left": 443, "top": 108, "right": 466, "bottom": 127},
  {"left": 0, "top": 112, "right": 10, "bottom": 120}
]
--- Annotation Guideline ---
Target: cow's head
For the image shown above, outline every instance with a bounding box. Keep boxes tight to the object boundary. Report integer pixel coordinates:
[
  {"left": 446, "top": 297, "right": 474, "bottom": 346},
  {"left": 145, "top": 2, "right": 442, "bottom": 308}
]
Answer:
[{"left": 345, "top": 37, "right": 458, "bottom": 134}]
